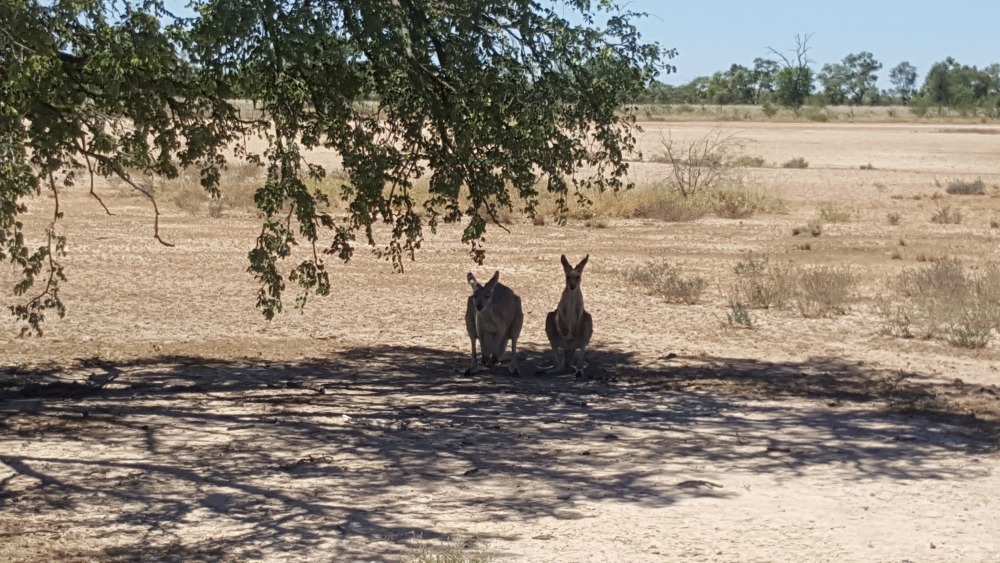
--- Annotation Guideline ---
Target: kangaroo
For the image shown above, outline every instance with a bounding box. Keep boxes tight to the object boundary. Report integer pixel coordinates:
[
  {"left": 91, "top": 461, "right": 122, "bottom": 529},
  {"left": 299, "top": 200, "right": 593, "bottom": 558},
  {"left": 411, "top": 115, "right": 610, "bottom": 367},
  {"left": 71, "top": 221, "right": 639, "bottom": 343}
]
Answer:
[
  {"left": 465, "top": 271, "right": 524, "bottom": 376},
  {"left": 544, "top": 254, "right": 593, "bottom": 377}
]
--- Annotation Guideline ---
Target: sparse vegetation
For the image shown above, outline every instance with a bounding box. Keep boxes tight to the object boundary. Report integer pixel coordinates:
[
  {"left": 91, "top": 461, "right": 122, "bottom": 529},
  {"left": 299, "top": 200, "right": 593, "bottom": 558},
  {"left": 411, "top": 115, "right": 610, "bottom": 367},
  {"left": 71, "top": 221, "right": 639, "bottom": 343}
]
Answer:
[
  {"left": 653, "top": 129, "right": 749, "bottom": 198},
  {"left": 633, "top": 193, "right": 709, "bottom": 222},
  {"left": 859, "top": 163, "right": 876, "bottom": 170},
  {"left": 725, "top": 298, "right": 755, "bottom": 328},
  {"left": 733, "top": 155, "right": 768, "bottom": 168},
  {"left": 782, "top": 157, "right": 809, "bottom": 169},
  {"left": 730, "top": 254, "right": 797, "bottom": 309},
  {"left": 623, "top": 261, "right": 707, "bottom": 304},
  {"left": 818, "top": 204, "right": 854, "bottom": 223},
  {"left": 887, "top": 212, "right": 902, "bottom": 225},
  {"left": 408, "top": 541, "right": 495, "bottom": 563},
  {"left": 930, "top": 205, "right": 963, "bottom": 224},
  {"left": 796, "top": 266, "right": 856, "bottom": 318},
  {"left": 879, "top": 259, "right": 1000, "bottom": 348},
  {"left": 945, "top": 178, "right": 986, "bottom": 195}
]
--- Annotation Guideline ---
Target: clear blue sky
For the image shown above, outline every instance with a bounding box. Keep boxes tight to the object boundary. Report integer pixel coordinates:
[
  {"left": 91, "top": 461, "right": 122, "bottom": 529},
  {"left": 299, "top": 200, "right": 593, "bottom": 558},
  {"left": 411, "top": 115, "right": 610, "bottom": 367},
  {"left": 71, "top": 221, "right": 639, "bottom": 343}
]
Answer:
[
  {"left": 162, "top": 0, "right": 1000, "bottom": 88},
  {"left": 620, "top": 0, "right": 1000, "bottom": 87}
]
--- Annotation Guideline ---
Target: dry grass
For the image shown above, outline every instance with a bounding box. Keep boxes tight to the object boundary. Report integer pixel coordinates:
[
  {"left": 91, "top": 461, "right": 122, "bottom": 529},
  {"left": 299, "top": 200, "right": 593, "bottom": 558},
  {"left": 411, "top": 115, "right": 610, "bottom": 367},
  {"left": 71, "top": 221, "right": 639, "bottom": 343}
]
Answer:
[
  {"left": 945, "top": 178, "right": 986, "bottom": 195},
  {"left": 622, "top": 261, "right": 707, "bottom": 304},
  {"left": 795, "top": 266, "right": 856, "bottom": 318},
  {"left": 730, "top": 254, "right": 797, "bottom": 310},
  {"left": 887, "top": 212, "right": 902, "bottom": 226},
  {"left": 781, "top": 157, "right": 809, "bottom": 169},
  {"left": 818, "top": 204, "right": 854, "bottom": 223},
  {"left": 880, "top": 259, "right": 1000, "bottom": 347},
  {"left": 930, "top": 205, "right": 963, "bottom": 224},
  {"left": 733, "top": 155, "right": 768, "bottom": 168}
]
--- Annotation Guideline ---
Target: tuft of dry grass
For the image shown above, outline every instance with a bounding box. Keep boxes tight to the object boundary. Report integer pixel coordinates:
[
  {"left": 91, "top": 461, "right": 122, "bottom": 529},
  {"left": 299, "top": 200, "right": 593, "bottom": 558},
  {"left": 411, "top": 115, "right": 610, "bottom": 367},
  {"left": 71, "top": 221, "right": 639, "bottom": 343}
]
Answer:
[
  {"left": 886, "top": 212, "right": 902, "bottom": 226},
  {"left": 795, "top": 266, "right": 856, "bottom": 318},
  {"left": 818, "top": 204, "right": 854, "bottom": 223},
  {"left": 622, "top": 261, "right": 707, "bottom": 304},
  {"left": 733, "top": 155, "right": 768, "bottom": 168},
  {"left": 730, "top": 253, "right": 797, "bottom": 309},
  {"left": 930, "top": 205, "right": 962, "bottom": 225},
  {"left": 945, "top": 178, "right": 986, "bottom": 195},
  {"left": 781, "top": 157, "right": 809, "bottom": 169},
  {"left": 880, "top": 259, "right": 1000, "bottom": 348}
]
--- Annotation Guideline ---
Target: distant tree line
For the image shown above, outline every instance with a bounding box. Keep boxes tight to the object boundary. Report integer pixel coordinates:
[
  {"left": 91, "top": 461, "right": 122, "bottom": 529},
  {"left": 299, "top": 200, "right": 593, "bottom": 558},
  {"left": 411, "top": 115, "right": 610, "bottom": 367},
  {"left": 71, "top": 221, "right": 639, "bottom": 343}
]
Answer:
[{"left": 635, "top": 37, "right": 1000, "bottom": 117}]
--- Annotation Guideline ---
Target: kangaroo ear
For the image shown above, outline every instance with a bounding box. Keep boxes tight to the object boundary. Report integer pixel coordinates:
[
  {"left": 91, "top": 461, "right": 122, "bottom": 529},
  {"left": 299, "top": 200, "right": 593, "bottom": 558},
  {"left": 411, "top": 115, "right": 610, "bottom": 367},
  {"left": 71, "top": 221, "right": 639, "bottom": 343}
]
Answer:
[
  {"left": 485, "top": 270, "right": 500, "bottom": 289},
  {"left": 467, "top": 272, "right": 481, "bottom": 290},
  {"left": 576, "top": 254, "right": 589, "bottom": 272},
  {"left": 561, "top": 255, "right": 571, "bottom": 272}
]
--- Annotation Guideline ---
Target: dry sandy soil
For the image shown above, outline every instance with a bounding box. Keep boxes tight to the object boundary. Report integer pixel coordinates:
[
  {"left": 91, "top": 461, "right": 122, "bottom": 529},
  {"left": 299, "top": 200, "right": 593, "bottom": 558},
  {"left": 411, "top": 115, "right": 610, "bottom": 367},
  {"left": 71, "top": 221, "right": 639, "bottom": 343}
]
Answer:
[{"left": 3, "top": 121, "right": 1000, "bottom": 562}]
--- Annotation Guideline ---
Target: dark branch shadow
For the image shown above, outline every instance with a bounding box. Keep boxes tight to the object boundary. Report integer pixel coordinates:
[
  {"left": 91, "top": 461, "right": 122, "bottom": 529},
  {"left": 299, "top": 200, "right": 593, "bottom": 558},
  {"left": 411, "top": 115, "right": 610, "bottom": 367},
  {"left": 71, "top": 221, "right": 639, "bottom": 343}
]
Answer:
[{"left": 1, "top": 345, "right": 998, "bottom": 560}]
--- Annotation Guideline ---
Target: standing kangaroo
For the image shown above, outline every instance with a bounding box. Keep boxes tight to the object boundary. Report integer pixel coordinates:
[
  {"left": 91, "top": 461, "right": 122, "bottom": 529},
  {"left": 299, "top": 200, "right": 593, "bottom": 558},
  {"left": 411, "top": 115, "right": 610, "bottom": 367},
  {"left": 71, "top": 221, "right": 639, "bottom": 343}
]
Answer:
[
  {"left": 544, "top": 254, "right": 593, "bottom": 377},
  {"left": 465, "top": 271, "right": 524, "bottom": 376}
]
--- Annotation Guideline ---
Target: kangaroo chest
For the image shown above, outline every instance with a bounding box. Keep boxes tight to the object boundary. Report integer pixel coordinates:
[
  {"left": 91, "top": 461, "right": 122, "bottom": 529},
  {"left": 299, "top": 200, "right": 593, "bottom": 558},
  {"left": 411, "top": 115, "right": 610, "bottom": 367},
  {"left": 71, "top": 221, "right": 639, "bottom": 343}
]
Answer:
[{"left": 556, "top": 290, "right": 584, "bottom": 335}]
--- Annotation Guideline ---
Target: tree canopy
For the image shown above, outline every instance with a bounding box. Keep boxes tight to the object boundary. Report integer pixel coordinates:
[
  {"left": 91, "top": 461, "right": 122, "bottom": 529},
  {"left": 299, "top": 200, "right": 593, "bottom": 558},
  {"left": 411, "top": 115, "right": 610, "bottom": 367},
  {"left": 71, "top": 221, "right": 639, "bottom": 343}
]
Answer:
[{"left": 1, "top": 0, "right": 666, "bottom": 335}]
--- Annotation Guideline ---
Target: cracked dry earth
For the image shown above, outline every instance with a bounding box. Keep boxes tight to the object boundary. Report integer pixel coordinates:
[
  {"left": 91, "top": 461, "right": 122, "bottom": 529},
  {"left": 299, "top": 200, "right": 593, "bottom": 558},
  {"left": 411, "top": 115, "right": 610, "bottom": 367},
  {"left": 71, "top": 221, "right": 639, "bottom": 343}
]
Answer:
[{"left": 3, "top": 121, "right": 1000, "bottom": 562}]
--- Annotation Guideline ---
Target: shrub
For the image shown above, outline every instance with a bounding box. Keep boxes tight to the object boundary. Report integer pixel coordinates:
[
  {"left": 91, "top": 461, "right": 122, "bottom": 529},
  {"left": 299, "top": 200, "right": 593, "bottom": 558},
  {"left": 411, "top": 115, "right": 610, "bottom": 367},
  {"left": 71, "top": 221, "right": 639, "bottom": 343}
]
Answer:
[
  {"left": 886, "top": 212, "right": 901, "bottom": 225},
  {"left": 882, "top": 259, "right": 1000, "bottom": 347},
  {"left": 731, "top": 254, "right": 797, "bottom": 309},
  {"left": 945, "top": 178, "right": 986, "bottom": 195},
  {"left": 782, "top": 157, "right": 809, "bottom": 169},
  {"left": 654, "top": 129, "right": 748, "bottom": 198},
  {"left": 796, "top": 266, "right": 855, "bottom": 318},
  {"left": 634, "top": 196, "right": 708, "bottom": 222},
  {"left": 623, "top": 261, "right": 707, "bottom": 305},
  {"left": 859, "top": 163, "right": 876, "bottom": 170},
  {"left": 172, "top": 186, "right": 208, "bottom": 215},
  {"left": 733, "top": 155, "right": 768, "bottom": 168},
  {"left": 725, "top": 299, "right": 754, "bottom": 328},
  {"left": 818, "top": 204, "right": 853, "bottom": 223},
  {"left": 930, "top": 205, "right": 962, "bottom": 224}
]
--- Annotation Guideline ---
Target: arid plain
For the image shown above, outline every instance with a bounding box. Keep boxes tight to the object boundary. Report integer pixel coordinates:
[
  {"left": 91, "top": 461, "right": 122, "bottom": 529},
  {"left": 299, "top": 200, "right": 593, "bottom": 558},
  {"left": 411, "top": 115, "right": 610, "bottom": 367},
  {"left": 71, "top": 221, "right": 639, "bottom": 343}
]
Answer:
[{"left": 3, "top": 120, "right": 1000, "bottom": 562}]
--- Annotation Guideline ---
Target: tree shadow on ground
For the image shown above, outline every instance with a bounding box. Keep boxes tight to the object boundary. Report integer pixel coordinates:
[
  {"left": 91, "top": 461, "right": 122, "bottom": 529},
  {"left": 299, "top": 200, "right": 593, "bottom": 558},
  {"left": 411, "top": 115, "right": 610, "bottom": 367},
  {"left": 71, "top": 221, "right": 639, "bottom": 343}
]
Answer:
[{"left": 1, "top": 345, "right": 998, "bottom": 561}]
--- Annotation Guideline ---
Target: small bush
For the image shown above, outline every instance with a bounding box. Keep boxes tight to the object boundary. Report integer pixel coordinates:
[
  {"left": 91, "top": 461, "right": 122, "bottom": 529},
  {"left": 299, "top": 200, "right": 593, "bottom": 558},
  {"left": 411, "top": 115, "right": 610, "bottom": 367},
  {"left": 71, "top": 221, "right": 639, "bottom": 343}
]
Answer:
[
  {"left": 946, "top": 178, "right": 986, "bottom": 195},
  {"left": 930, "top": 205, "right": 962, "bottom": 224},
  {"left": 782, "top": 157, "right": 809, "bottom": 169},
  {"left": 725, "top": 299, "right": 754, "bottom": 328},
  {"left": 806, "top": 110, "right": 829, "bottom": 122},
  {"left": 761, "top": 100, "right": 779, "bottom": 118},
  {"left": 635, "top": 196, "right": 708, "bottom": 222},
  {"left": 623, "top": 261, "right": 707, "bottom": 305},
  {"left": 207, "top": 199, "right": 226, "bottom": 218},
  {"left": 733, "top": 155, "right": 767, "bottom": 168},
  {"left": 796, "top": 266, "right": 855, "bottom": 318},
  {"left": 172, "top": 187, "right": 208, "bottom": 215},
  {"left": 886, "top": 212, "right": 901, "bottom": 225},
  {"left": 818, "top": 204, "right": 854, "bottom": 223},
  {"left": 859, "top": 163, "right": 876, "bottom": 170},
  {"left": 883, "top": 259, "right": 1000, "bottom": 347},
  {"left": 731, "top": 254, "right": 797, "bottom": 309}
]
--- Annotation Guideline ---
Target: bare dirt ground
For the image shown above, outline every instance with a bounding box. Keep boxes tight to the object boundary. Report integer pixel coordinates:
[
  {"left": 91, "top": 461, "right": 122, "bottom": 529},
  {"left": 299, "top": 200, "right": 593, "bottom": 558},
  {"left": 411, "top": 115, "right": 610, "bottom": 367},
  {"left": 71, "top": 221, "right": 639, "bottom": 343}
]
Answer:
[{"left": 3, "top": 121, "right": 1000, "bottom": 562}]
